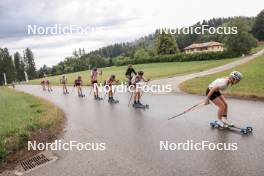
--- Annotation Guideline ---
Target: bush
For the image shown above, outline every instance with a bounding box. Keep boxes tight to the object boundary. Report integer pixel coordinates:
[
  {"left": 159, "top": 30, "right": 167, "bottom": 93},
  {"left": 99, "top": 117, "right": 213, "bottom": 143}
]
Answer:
[{"left": 113, "top": 51, "right": 239, "bottom": 66}]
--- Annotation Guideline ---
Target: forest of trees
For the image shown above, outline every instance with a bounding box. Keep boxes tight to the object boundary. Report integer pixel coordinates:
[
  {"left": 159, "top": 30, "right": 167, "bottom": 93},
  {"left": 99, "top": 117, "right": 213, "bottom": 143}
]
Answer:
[{"left": 0, "top": 48, "right": 37, "bottom": 85}]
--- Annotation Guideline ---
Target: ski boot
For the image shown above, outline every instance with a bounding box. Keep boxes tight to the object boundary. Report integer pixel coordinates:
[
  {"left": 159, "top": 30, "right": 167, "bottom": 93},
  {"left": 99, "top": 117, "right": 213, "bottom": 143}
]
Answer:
[
  {"left": 133, "top": 101, "right": 149, "bottom": 109},
  {"left": 94, "top": 96, "right": 103, "bottom": 101},
  {"left": 78, "top": 94, "right": 85, "bottom": 98},
  {"left": 108, "top": 97, "right": 119, "bottom": 104}
]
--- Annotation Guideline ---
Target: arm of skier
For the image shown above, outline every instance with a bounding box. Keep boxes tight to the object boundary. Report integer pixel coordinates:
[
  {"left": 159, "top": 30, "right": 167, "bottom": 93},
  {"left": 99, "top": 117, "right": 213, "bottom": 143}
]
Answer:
[
  {"left": 132, "top": 68, "right": 137, "bottom": 75},
  {"left": 142, "top": 77, "right": 150, "bottom": 82}
]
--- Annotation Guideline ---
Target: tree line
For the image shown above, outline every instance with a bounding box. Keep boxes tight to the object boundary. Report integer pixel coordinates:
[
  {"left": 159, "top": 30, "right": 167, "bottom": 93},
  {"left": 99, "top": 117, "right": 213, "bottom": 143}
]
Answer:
[
  {"left": 0, "top": 48, "right": 37, "bottom": 85},
  {"left": 1, "top": 10, "right": 264, "bottom": 80}
]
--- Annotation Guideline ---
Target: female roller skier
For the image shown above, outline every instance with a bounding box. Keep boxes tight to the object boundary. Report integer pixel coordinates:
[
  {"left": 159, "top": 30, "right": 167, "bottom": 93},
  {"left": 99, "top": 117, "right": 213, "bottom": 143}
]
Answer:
[
  {"left": 40, "top": 79, "right": 46, "bottom": 91},
  {"left": 60, "top": 75, "right": 69, "bottom": 94},
  {"left": 205, "top": 71, "right": 243, "bottom": 127},
  {"left": 130, "top": 71, "right": 149, "bottom": 108},
  {"left": 105, "top": 74, "right": 119, "bottom": 103},
  {"left": 74, "top": 76, "right": 84, "bottom": 97},
  {"left": 90, "top": 67, "right": 102, "bottom": 100},
  {"left": 46, "top": 79, "right": 53, "bottom": 92},
  {"left": 125, "top": 64, "right": 136, "bottom": 86}
]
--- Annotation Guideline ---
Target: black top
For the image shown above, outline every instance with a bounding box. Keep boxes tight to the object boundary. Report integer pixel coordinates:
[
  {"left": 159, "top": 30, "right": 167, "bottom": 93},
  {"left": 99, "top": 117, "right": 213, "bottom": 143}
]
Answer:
[{"left": 125, "top": 68, "right": 136, "bottom": 76}]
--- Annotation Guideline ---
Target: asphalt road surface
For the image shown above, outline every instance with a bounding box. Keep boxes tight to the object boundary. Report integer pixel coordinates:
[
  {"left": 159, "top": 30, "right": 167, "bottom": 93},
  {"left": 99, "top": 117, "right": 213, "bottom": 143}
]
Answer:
[{"left": 11, "top": 84, "right": 264, "bottom": 176}]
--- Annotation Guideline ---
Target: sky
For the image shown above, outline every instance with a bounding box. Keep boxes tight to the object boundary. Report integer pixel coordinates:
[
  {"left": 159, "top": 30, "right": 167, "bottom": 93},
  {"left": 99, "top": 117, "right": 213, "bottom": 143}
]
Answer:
[{"left": 0, "top": 0, "right": 263, "bottom": 68}]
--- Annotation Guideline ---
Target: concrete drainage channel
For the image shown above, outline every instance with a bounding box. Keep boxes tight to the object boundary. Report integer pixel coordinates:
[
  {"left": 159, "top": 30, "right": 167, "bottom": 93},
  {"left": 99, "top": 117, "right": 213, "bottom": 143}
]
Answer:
[{"left": 1, "top": 151, "right": 58, "bottom": 176}]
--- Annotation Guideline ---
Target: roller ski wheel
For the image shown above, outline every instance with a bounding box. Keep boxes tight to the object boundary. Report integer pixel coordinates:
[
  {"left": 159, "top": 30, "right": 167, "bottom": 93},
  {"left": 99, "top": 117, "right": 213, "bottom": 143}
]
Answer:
[
  {"left": 246, "top": 126, "right": 253, "bottom": 133},
  {"left": 210, "top": 120, "right": 217, "bottom": 128},
  {"left": 240, "top": 128, "right": 248, "bottom": 134}
]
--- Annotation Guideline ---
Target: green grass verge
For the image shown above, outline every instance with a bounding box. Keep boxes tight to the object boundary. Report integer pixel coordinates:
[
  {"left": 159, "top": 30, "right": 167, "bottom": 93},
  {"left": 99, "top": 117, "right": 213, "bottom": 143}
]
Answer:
[
  {"left": 30, "top": 58, "right": 240, "bottom": 86},
  {"left": 0, "top": 87, "right": 64, "bottom": 164},
  {"left": 180, "top": 54, "right": 264, "bottom": 98}
]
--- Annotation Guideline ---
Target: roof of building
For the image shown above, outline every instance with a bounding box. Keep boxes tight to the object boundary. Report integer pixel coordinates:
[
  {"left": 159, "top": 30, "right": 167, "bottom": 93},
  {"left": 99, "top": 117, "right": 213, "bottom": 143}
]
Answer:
[{"left": 184, "top": 41, "right": 223, "bottom": 50}]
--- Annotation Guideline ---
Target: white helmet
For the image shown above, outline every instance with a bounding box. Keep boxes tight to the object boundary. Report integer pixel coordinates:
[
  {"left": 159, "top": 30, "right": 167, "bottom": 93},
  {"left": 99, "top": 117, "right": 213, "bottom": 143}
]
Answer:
[{"left": 230, "top": 71, "right": 243, "bottom": 81}]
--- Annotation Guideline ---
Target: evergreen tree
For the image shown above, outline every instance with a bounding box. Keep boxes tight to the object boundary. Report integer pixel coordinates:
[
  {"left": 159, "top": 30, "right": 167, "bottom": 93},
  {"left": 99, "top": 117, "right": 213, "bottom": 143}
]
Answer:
[
  {"left": 24, "top": 48, "right": 37, "bottom": 80},
  {"left": 0, "top": 48, "right": 16, "bottom": 84},
  {"left": 155, "top": 32, "right": 179, "bottom": 55},
  {"left": 14, "top": 52, "right": 25, "bottom": 82},
  {"left": 252, "top": 9, "right": 264, "bottom": 41}
]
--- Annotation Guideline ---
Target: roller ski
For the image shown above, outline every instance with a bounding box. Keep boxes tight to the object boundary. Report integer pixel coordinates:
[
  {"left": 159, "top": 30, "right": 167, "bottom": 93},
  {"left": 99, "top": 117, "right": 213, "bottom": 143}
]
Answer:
[
  {"left": 210, "top": 120, "right": 253, "bottom": 134},
  {"left": 132, "top": 102, "right": 149, "bottom": 109},
  {"left": 78, "top": 94, "right": 85, "bottom": 98},
  {"left": 94, "top": 96, "right": 103, "bottom": 101},
  {"left": 108, "top": 97, "right": 119, "bottom": 104},
  {"left": 63, "top": 91, "right": 69, "bottom": 95}
]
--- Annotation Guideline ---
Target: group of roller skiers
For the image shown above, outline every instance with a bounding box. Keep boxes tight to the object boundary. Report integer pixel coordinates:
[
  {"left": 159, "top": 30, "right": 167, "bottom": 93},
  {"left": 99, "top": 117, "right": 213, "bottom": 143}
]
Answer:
[
  {"left": 40, "top": 79, "right": 53, "bottom": 92},
  {"left": 41, "top": 64, "right": 150, "bottom": 108},
  {"left": 40, "top": 64, "right": 244, "bottom": 125}
]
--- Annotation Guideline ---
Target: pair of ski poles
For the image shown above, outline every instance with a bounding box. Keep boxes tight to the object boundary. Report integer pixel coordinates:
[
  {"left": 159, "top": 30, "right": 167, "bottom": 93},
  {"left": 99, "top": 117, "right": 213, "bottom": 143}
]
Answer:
[{"left": 168, "top": 100, "right": 206, "bottom": 120}]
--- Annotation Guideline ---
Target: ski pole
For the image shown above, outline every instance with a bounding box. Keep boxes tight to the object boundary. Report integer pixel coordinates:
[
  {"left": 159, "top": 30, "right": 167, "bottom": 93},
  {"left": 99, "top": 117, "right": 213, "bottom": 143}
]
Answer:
[
  {"left": 103, "top": 92, "right": 108, "bottom": 101},
  {"left": 71, "top": 86, "right": 75, "bottom": 94},
  {"left": 168, "top": 101, "right": 205, "bottom": 120},
  {"left": 139, "top": 81, "right": 149, "bottom": 99},
  {"left": 128, "top": 91, "right": 134, "bottom": 107},
  {"left": 89, "top": 83, "right": 93, "bottom": 96}
]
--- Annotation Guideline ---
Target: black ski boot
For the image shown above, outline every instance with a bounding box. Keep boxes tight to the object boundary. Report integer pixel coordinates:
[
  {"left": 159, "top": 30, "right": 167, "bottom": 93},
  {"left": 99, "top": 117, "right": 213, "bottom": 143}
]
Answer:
[
  {"left": 133, "top": 101, "right": 149, "bottom": 109},
  {"left": 94, "top": 96, "right": 103, "bottom": 101},
  {"left": 108, "top": 97, "right": 119, "bottom": 104},
  {"left": 78, "top": 94, "right": 85, "bottom": 98}
]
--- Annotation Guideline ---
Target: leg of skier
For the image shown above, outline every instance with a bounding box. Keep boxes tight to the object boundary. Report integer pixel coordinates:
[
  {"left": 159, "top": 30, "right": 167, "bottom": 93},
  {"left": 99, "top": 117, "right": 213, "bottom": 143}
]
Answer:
[
  {"left": 219, "top": 95, "right": 233, "bottom": 126},
  {"left": 212, "top": 97, "right": 226, "bottom": 127}
]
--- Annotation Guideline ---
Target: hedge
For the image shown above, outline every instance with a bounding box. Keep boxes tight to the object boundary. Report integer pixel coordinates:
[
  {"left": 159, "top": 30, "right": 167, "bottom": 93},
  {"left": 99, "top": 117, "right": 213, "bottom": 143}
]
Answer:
[{"left": 113, "top": 51, "right": 240, "bottom": 66}]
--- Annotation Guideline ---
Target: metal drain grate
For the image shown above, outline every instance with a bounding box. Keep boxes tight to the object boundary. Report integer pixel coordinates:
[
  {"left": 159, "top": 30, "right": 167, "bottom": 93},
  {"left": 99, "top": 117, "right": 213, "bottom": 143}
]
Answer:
[{"left": 20, "top": 154, "right": 50, "bottom": 171}]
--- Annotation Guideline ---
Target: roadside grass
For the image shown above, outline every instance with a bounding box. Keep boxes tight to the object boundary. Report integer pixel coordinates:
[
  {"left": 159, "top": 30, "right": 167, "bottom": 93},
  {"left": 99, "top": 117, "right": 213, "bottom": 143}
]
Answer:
[
  {"left": 0, "top": 87, "right": 64, "bottom": 165},
  {"left": 180, "top": 54, "right": 264, "bottom": 99},
  {"left": 29, "top": 58, "right": 240, "bottom": 86}
]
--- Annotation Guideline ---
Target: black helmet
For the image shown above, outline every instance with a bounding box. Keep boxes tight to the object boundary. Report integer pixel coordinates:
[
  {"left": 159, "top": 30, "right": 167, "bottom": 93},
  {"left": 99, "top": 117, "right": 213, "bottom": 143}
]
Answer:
[{"left": 138, "top": 71, "right": 144, "bottom": 76}]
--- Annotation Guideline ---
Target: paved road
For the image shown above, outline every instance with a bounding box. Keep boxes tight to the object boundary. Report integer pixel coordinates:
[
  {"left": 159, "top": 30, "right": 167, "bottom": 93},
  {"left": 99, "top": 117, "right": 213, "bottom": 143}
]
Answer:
[{"left": 10, "top": 84, "right": 264, "bottom": 176}]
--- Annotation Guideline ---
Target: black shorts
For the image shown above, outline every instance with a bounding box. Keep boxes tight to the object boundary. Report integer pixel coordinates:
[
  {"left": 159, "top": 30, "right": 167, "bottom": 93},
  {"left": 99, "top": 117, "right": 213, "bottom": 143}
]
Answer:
[
  {"left": 92, "top": 80, "right": 97, "bottom": 84},
  {"left": 206, "top": 88, "right": 221, "bottom": 101}
]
